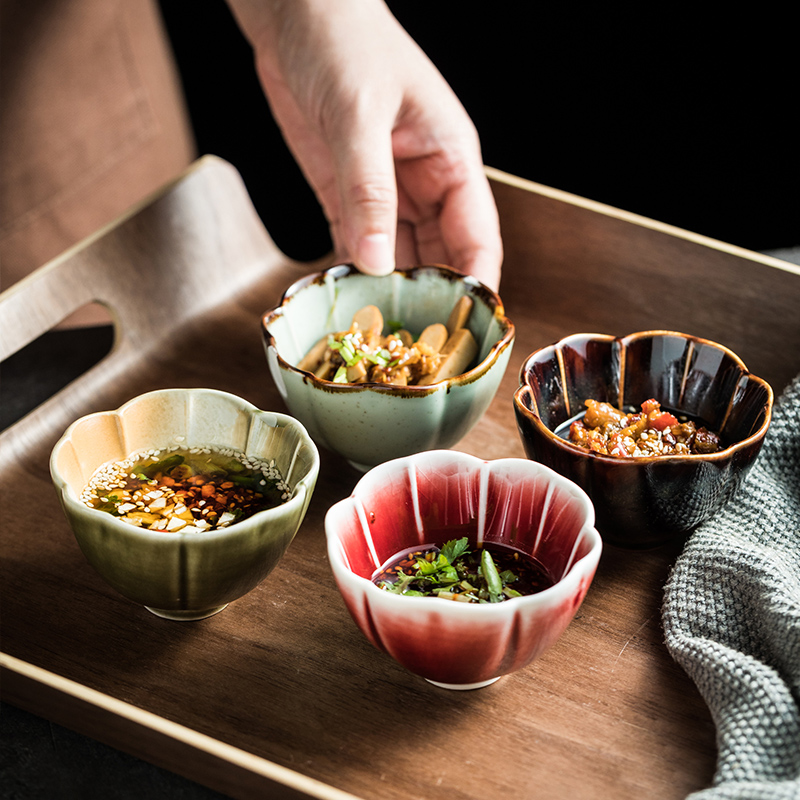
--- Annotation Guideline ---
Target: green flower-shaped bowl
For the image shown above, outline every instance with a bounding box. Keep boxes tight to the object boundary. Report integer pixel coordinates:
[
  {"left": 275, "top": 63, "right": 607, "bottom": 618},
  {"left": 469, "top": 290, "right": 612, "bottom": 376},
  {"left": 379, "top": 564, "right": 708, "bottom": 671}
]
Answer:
[{"left": 51, "top": 388, "right": 319, "bottom": 620}]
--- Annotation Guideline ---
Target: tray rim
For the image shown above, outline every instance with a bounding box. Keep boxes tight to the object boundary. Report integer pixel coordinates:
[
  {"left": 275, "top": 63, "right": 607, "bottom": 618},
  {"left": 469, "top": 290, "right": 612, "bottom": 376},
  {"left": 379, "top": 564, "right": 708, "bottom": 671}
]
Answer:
[
  {"left": 0, "top": 652, "right": 362, "bottom": 800},
  {"left": 485, "top": 165, "right": 800, "bottom": 278}
]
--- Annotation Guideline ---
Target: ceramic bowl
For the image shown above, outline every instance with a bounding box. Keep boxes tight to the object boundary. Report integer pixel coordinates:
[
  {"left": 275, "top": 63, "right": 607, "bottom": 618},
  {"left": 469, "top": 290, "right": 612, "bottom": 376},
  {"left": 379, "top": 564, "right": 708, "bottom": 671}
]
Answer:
[
  {"left": 325, "top": 450, "right": 601, "bottom": 690},
  {"left": 514, "top": 331, "right": 773, "bottom": 548},
  {"left": 51, "top": 388, "right": 320, "bottom": 620},
  {"left": 261, "top": 264, "right": 515, "bottom": 471}
]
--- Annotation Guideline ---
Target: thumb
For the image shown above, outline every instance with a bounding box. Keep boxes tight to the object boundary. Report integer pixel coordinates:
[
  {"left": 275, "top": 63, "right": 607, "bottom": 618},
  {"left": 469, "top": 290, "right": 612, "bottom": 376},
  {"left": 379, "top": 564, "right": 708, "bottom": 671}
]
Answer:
[{"left": 333, "top": 121, "right": 398, "bottom": 277}]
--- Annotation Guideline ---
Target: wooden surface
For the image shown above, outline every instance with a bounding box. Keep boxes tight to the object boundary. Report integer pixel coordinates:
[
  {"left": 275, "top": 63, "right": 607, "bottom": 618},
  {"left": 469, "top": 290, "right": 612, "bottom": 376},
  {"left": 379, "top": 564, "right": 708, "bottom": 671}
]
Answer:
[{"left": 2, "top": 156, "right": 799, "bottom": 800}]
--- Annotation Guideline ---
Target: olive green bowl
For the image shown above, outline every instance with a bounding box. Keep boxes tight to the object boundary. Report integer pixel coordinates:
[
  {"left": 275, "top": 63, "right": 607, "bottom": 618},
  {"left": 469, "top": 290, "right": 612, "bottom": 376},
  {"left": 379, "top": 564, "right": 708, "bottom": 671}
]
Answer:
[{"left": 50, "top": 388, "right": 319, "bottom": 620}]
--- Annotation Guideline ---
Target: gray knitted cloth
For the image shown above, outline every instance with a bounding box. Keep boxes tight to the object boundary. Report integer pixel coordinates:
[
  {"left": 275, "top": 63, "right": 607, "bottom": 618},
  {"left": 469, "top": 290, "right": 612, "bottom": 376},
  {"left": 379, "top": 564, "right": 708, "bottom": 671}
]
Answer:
[{"left": 663, "top": 374, "right": 800, "bottom": 800}]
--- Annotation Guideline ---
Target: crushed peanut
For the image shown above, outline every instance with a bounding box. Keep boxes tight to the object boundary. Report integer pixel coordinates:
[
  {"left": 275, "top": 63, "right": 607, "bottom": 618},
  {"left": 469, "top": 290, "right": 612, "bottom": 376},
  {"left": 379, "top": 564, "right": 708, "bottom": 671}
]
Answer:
[{"left": 81, "top": 446, "right": 290, "bottom": 532}]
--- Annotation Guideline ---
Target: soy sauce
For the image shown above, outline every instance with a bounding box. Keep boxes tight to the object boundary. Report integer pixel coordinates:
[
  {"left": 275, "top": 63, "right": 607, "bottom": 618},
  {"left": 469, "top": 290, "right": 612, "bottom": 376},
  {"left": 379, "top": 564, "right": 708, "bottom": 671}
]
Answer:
[{"left": 373, "top": 540, "right": 554, "bottom": 601}]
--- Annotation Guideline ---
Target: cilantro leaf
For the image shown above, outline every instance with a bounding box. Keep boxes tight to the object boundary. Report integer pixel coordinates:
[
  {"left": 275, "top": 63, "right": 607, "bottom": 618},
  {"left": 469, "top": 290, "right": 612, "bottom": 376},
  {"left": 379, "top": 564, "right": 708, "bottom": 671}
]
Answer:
[{"left": 440, "top": 537, "right": 470, "bottom": 566}]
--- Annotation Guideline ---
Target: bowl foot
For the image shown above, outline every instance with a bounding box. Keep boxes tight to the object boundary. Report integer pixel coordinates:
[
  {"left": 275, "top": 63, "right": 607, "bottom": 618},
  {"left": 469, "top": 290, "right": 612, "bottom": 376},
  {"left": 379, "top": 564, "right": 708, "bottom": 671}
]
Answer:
[
  {"left": 144, "top": 604, "right": 228, "bottom": 621},
  {"left": 426, "top": 676, "right": 501, "bottom": 691}
]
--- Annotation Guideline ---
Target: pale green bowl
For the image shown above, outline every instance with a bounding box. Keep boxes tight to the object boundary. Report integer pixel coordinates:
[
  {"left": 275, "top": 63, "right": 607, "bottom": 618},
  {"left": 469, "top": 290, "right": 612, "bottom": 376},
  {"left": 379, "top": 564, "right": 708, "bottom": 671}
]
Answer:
[
  {"left": 50, "top": 388, "right": 319, "bottom": 620},
  {"left": 261, "top": 264, "right": 515, "bottom": 470}
]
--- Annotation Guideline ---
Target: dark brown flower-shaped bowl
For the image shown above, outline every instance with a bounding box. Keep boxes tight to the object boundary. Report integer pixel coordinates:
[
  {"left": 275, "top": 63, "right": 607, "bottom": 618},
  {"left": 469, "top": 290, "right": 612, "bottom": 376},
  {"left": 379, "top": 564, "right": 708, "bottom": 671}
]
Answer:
[{"left": 513, "top": 331, "right": 773, "bottom": 548}]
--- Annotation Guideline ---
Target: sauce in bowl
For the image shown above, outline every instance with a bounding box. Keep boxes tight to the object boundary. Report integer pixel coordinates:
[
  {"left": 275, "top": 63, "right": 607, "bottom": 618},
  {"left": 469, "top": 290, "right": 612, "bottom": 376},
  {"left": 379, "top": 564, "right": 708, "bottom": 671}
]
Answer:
[{"left": 559, "top": 398, "right": 722, "bottom": 458}]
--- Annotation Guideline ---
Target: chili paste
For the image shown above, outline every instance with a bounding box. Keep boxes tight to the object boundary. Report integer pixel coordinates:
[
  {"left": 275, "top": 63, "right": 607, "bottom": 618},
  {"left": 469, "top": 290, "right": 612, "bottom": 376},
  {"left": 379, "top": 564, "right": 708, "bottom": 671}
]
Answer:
[
  {"left": 82, "top": 446, "right": 289, "bottom": 532},
  {"left": 568, "top": 398, "right": 722, "bottom": 458}
]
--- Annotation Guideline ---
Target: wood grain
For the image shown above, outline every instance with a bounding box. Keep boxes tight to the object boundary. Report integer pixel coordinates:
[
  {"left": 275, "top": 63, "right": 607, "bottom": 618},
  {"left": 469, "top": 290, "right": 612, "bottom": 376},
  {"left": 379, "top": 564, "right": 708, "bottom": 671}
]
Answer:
[{"left": 2, "top": 156, "right": 798, "bottom": 800}]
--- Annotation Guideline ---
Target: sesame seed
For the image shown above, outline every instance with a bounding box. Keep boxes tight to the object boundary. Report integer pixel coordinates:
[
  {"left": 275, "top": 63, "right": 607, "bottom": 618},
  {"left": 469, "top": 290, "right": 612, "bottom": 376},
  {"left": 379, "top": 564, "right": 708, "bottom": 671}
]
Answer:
[{"left": 82, "top": 444, "right": 290, "bottom": 533}]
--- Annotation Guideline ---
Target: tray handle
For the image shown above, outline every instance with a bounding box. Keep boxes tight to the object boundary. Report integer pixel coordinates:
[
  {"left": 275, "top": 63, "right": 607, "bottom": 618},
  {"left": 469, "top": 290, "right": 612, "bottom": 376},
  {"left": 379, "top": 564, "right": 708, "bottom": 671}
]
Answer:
[{"left": 0, "top": 156, "right": 290, "bottom": 363}]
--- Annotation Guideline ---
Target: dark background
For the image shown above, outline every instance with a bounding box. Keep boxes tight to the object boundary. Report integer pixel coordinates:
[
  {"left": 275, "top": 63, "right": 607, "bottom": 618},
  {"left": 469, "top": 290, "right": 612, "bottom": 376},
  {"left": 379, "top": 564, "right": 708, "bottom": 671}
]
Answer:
[{"left": 158, "top": 3, "right": 797, "bottom": 262}]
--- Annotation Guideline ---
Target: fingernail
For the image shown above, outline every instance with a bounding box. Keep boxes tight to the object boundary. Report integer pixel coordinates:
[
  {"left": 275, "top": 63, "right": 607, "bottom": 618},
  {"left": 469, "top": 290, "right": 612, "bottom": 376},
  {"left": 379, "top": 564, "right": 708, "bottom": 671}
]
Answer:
[{"left": 356, "top": 233, "right": 394, "bottom": 277}]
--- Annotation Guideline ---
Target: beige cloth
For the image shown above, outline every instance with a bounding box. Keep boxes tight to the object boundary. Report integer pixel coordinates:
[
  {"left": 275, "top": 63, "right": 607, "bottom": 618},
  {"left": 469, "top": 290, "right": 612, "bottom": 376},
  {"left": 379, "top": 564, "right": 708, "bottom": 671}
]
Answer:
[{"left": 0, "top": 0, "right": 196, "bottom": 325}]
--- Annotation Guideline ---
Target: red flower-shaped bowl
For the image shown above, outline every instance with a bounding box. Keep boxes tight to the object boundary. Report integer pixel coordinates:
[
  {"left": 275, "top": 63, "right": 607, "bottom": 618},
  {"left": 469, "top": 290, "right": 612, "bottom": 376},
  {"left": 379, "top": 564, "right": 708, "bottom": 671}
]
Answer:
[{"left": 325, "top": 450, "right": 601, "bottom": 690}]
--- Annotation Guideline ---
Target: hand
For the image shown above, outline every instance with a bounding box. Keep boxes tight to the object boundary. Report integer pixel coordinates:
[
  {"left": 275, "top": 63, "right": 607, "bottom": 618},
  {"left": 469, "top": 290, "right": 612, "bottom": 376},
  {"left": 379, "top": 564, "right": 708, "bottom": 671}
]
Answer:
[{"left": 227, "top": 0, "right": 503, "bottom": 291}]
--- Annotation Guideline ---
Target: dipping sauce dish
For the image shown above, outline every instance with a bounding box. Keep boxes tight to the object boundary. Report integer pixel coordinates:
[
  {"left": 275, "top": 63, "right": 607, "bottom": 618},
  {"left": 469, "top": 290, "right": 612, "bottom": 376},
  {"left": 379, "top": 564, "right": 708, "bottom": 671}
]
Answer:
[
  {"left": 51, "top": 388, "right": 319, "bottom": 620},
  {"left": 325, "top": 450, "right": 601, "bottom": 690},
  {"left": 261, "top": 264, "right": 514, "bottom": 471},
  {"left": 513, "top": 330, "right": 773, "bottom": 548}
]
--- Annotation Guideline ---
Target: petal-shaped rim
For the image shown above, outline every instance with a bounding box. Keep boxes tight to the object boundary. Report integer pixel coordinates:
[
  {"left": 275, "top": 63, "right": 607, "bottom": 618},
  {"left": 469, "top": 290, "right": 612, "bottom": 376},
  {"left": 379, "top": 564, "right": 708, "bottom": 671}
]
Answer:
[
  {"left": 261, "top": 264, "right": 515, "bottom": 395},
  {"left": 325, "top": 450, "right": 602, "bottom": 615},
  {"left": 514, "top": 330, "right": 774, "bottom": 463},
  {"left": 50, "top": 388, "right": 320, "bottom": 541}
]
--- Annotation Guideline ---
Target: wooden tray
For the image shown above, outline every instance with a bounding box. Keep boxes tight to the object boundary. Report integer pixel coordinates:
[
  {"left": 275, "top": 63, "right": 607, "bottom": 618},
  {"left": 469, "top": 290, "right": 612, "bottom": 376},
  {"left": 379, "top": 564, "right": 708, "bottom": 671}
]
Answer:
[{"left": 3, "top": 156, "right": 799, "bottom": 800}]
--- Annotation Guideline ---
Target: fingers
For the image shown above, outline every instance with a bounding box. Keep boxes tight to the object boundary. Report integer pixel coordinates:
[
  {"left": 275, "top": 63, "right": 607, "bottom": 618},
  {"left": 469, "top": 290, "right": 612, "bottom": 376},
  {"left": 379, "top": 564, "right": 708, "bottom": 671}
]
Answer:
[
  {"left": 326, "top": 106, "right": 399, "bottom": 277},
  {"left": 395, "top": 153, "right": 503, "bottom": 291},
  {"left": 438, "top": 169, "right": 503, "bottom": 292},
  {"left": 355, "top": 233, "right": 395, "bottom": 276}
]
